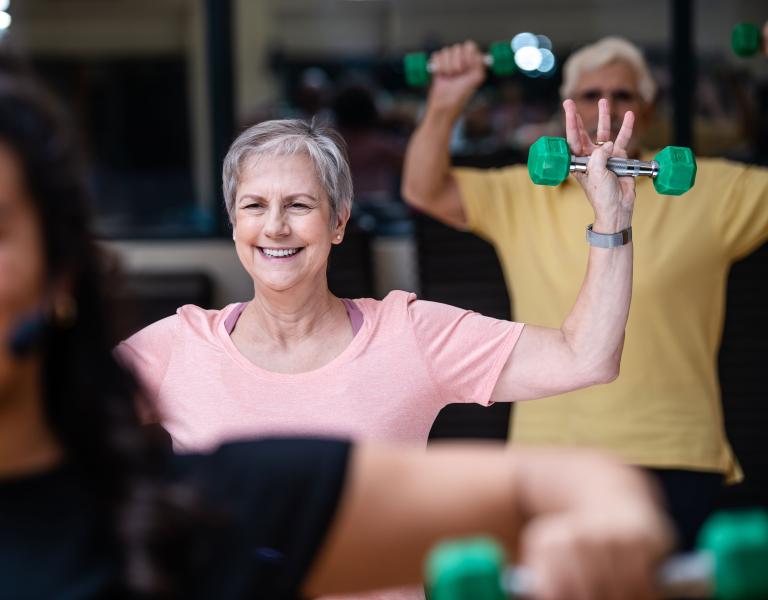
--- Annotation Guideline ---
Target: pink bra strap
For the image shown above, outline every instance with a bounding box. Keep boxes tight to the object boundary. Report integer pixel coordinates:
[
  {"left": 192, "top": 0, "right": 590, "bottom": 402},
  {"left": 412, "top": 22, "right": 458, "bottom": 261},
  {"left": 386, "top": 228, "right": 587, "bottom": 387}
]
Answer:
[
  {"left": 341, "top": 298, "right": 364, "bottom": 336},
  {"left": 224, "top": 302, "right": 248, "bottom": 335}
]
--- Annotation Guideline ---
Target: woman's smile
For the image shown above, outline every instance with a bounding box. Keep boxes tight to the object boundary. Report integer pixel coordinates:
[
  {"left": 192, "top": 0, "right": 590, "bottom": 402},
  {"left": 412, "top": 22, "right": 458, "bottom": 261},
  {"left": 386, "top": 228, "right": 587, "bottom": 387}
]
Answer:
[
  {"left": 259, "top": 246, "right": 304, "bottom": 260},
  {"left": 232, "top": 152, "right": 347, "bottom": 292}
]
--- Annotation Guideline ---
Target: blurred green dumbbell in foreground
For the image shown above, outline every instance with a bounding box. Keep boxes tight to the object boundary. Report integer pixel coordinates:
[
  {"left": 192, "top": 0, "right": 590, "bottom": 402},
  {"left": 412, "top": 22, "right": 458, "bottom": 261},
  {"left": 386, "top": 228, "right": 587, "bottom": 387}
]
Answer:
[
  {"left": 404, "top": 41, "right": 515, "bottom": 87},
  {"left": 732, "top": 23, "right": 764, "bottom": 57},
  {"left": 426, "top": 510, "right": 768, "bottom": 600},
  {"left": 527, "top": 136, "right": 697, "bottom": 196}
]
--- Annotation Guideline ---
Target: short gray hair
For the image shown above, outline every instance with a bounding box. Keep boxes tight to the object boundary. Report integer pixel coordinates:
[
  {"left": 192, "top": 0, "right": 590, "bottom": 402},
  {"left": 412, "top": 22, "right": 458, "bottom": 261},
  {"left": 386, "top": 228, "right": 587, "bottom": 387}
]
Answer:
[
  {"left": 560, "top": 37, "right": 657, "bottom": 104},
  {"left": 222, "top": 119, "right": 353, "bottom": 226}
]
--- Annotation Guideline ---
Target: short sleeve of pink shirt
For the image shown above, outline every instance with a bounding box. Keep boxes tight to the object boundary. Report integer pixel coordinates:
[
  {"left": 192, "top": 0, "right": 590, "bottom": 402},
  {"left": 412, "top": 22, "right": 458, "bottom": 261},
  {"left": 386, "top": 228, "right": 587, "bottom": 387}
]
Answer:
[
  {"left": 405, "top": 295, "right": 524, "bottom": 405},
  {"left": 114, "top": 291, "right": 524, "bottom": 450},
  {"left": 115, "top": 314, "right": 179, "bottom": 422}
]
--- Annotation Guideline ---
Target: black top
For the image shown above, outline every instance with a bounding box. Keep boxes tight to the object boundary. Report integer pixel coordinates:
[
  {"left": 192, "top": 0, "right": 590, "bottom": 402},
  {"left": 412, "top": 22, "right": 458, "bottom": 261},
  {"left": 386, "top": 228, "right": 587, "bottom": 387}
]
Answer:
[{"left": 0, "top": 438, "right": 349, "bottom": 599}]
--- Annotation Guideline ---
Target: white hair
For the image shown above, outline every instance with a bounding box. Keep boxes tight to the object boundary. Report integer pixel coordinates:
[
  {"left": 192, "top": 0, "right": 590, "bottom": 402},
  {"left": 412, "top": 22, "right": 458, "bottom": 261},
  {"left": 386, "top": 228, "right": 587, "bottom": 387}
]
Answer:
[
  {"left": 222, "top": 119, "right": 353, "bottom": 227},
  {"left": 560, "top": 37, "right": 657, "bottom": 104}
]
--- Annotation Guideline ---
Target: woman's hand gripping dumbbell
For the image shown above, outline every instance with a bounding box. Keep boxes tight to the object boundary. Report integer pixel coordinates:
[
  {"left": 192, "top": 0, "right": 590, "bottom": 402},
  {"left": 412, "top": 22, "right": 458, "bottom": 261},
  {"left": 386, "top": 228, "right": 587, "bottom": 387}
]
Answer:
[
  {"left": 527, "top": 135, "right": 697, "bottom": 196},
  {"left": 528, "top": 99, "right": 696, "bottom": 196},
  {"left": 427, "top": 510, "right": 768, "bottom": 600}
]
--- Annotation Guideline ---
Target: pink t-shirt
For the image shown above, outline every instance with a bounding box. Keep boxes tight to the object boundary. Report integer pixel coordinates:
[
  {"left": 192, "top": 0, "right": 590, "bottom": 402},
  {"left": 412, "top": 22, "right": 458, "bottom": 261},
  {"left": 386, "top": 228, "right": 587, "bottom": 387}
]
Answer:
[
  {"left": 116, "top": 290, "right": 523, "bottom": 600},
  {"left": 116, "top": 290, "right": 524, "bottom": 453}
]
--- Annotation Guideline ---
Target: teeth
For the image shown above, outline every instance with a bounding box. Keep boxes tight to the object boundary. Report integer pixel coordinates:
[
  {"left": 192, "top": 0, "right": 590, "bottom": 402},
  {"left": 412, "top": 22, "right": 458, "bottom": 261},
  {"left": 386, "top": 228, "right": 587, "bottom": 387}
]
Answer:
[{"left": 262, "top": 248, "right": 299, "bottom": 257}]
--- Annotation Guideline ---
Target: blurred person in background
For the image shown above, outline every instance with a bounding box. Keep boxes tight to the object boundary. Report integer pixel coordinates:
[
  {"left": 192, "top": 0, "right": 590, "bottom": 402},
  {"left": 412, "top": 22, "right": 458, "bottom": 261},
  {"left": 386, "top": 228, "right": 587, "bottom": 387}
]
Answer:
[
  {"left": 290, "top": 67, "right": 334, "bottom": 123},
  {"left": 402, "top": 35, "right": 768, "bottom": 551},
  {"left": 331, "top": 83, "right": 408, "bottom": 233}
]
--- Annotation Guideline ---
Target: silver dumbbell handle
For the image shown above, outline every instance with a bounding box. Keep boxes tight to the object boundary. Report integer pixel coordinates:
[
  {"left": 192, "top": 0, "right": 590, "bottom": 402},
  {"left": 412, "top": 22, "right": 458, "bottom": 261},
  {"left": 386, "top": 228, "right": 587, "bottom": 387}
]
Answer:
[
  {"left": 501, "top": 551, "right": 714, "bottom": 598},
  {"left": 571, "top": 156, "right": 659, "bottom": 179},
  {"left": 427, "top": 54, "right": 494, "bottom": 73},
  {"left": 656, "top": 552, "right": 715, "bottom": 598}
]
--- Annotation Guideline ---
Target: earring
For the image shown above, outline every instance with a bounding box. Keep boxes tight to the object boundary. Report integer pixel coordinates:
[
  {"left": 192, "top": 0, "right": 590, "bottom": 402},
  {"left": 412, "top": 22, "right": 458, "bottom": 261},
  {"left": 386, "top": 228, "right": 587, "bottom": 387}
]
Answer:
[{"left": 53, "top": 294, "right": 78, "bottom": 328}]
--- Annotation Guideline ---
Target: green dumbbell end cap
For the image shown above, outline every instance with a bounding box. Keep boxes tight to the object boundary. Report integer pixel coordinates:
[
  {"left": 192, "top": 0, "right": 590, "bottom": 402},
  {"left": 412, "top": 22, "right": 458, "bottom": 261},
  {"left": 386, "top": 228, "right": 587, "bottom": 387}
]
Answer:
[
  {"left": 732, "top": 23, "right": 761, "bottom": 57},
  {"left": 489, "top": 41, "right": 516, "bottom": 76},
  {"left": 528, "top": 136, "right": 571, "bottom": 186},
  {"left": 404, "top": 52, "right": 431, "bottom": 87},
  {"left": 426, "top": 538, "right": 506, "bottom": 600},
  {"left": 697, "top": 510, "right": 768, "bottom": 600},
  {"left": 653, "top": 146, "right": 697, "bottom": 195}
]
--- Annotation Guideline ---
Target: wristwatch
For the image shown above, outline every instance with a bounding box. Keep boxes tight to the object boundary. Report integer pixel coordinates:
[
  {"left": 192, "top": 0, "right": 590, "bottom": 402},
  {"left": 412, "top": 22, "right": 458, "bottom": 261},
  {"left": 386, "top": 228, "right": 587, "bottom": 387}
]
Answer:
[{"left": 586, "top": 224, "right": 633, "bottom": 248}]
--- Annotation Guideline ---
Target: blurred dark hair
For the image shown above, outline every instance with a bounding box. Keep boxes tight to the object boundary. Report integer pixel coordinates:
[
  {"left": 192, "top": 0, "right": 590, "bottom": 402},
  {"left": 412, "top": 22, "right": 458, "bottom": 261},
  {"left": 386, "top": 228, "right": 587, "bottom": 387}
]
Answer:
[{"left": 0, "top": 71, "right": 201, "bottom": 596}]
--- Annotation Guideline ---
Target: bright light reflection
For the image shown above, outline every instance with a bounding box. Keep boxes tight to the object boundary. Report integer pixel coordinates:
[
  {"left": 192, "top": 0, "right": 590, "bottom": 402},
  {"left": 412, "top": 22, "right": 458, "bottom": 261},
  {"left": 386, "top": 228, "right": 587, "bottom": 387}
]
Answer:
[
  {"left": 0, "top": 11, "right": 11, "bottom": 29},
  {"left": 536, "top": 35, "right": 552, "bottom": 50},
  {"left": 515, "top": 46, "right": 542, "bottom": 71},
  {"left": 538, "top": 49, "right": 556, "bottom": 73},
  {"left": 511, "top": 32, "right": 538, "bottom": 52}
]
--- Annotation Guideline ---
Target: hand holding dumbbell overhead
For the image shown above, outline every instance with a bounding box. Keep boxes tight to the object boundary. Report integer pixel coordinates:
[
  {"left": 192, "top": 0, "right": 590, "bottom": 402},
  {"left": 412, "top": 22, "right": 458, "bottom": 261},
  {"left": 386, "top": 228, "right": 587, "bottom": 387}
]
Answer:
[
  {"left": 528, "top": 136, "right": 697, "bottom": 196},
  {"left": 562, "top": 97, "right": 636, "bottom": 236},
  {"left": 413, "top": 41, "right": 493, "bottom": 118},
  {"left": 405, "top": 40, "right": 515, "bottom": 87},
  {"left": 531, "top": 98, "right": 697, "bottom": 197}
]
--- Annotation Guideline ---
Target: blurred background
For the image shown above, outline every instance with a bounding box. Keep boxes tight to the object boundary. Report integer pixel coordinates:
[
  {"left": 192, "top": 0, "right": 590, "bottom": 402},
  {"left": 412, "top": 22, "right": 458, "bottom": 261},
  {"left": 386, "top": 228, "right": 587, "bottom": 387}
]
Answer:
[{"left": 3, "top": 0, "right": 766, "bottom": 506}]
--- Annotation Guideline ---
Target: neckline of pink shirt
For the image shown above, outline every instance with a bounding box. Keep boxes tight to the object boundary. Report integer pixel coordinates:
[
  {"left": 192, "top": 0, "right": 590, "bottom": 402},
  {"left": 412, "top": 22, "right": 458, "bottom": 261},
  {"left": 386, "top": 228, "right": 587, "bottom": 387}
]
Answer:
[
  {"left": 218, "top": 299, "right": 368, "bottom": 380},
  {"left": 223, "top": 299, "right": 363, "bottom": 337}
]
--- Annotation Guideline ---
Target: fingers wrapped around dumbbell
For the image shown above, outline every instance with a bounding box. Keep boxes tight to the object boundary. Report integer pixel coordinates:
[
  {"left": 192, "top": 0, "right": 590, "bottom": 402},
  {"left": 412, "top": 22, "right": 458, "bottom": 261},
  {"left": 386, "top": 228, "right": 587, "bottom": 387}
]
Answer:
[
  {"left": 429, "top": 41, "right": 484, "bottom": 78},
  {"left": 520, "top": 512, "right": 664, "bottom": 600},
  {"left": 584, "top": 140, "right": 615, "bottom": 183}
]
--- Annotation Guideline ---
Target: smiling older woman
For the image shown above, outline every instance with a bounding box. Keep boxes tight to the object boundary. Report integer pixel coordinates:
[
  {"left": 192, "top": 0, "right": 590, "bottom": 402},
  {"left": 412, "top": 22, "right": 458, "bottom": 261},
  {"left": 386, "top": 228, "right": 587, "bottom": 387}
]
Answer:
[
  {"left": 117, "top": 115, "right": 635, "bottom": 600},
  {"left": 118, "top": 113, "right": 634, "bottom": 451}
]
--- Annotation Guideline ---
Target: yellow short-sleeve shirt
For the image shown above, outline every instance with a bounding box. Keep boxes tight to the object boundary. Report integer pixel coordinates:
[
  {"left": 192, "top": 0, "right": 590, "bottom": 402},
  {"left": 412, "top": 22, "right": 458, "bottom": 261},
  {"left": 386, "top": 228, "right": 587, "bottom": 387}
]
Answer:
[{"left": 454, "top": 156, "right": 768, "bottom": 482}]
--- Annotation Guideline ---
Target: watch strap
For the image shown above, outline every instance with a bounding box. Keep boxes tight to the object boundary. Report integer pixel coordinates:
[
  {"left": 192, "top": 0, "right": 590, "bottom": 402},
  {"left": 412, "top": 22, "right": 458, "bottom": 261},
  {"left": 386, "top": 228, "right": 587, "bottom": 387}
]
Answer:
[{"left": 586, "top": 224, "right": 632, "bottom": 248}]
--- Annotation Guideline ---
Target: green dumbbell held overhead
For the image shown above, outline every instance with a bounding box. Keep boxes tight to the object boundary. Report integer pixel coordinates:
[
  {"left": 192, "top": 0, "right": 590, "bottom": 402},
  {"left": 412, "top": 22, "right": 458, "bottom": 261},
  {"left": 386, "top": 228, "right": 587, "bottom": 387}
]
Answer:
[
  {"left": 404, "top": 41, "right": 515, "bottom": 87},
  {"left": 528, "top": 136, "right": 697, "bottom": 196},
  {"left": 732, "top": 23, "right": 763, "bottom": 57},
  {"left": 426, "top": 510, "right": 768, "bottom": 600}
]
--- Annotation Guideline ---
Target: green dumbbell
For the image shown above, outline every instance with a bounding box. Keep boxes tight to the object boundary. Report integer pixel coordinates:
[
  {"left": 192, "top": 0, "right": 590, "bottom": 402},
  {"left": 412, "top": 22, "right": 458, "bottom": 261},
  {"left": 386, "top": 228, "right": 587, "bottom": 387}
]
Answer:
[
  {"left": 404, "top": 41, "right": 515, "bottom": 87},
  {"left": 527, "top": 136, "right": 697, "bottom": 196},
  {"left": 426, "top": 510, "right": 768, "bottom": 600},
  {"left": 732, "top": 23, "right": 764, "bottom": 57}
]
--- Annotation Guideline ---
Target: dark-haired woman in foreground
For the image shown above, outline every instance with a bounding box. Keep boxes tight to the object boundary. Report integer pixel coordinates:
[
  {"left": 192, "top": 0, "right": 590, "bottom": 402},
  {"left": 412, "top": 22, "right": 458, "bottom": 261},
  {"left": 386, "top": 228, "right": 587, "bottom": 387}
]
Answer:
[{"left": 0, "top": 74, "right": 671, "bottom": 600}]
